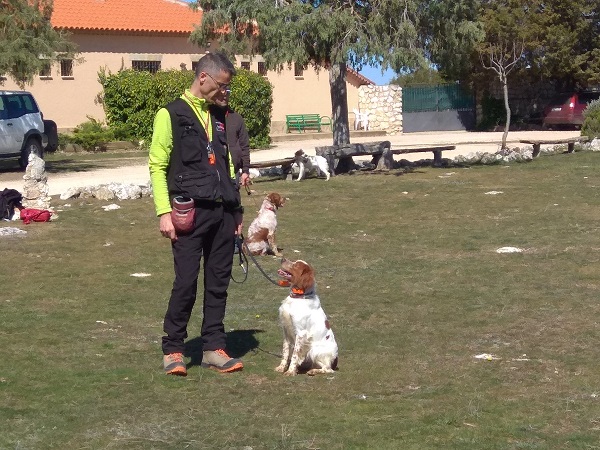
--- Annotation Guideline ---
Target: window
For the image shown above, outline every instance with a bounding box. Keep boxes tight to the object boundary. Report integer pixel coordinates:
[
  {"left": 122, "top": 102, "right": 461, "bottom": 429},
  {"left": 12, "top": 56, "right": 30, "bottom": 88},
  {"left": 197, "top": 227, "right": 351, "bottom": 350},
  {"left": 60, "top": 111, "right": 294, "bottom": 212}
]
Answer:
[
  {"left": 19, "top": 94, "right": 38, "bottom": 114},
  {"left": 132, "top": 60, "right": 161, "bottom": 73},
  {"left": 60, "top": 59, "right": 73, "bottom": 77},
  {"left": 258, "top": 62, "right": 267, "bottom": 76},
  {"left": 39, "top": 61, "right": 52, "bottom": 78},
  {"left": 0, "top": 97, "right": 6, "bottom": 120},
  {"left": 294, "top": 63, "right": 304, "bottom": 78},
  {"left": 240, "top": 61, "right": 250, "bottom": 70},
  {"left": 4, "top": 94, "right": 37, "bottom": 119}
]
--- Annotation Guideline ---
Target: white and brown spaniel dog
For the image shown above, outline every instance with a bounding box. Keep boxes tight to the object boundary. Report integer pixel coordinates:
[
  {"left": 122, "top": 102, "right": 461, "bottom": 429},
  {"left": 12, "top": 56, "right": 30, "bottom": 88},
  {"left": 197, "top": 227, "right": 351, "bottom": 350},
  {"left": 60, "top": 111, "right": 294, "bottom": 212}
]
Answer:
[
  {"left": 294, "top": 149, "right": 331, "bottom": 181},
  {"left": 276, "top": 258, "right": 338, "bottom": 376},
  {"left": 245, "top": 192, "right": 286, "bottom": 256}
]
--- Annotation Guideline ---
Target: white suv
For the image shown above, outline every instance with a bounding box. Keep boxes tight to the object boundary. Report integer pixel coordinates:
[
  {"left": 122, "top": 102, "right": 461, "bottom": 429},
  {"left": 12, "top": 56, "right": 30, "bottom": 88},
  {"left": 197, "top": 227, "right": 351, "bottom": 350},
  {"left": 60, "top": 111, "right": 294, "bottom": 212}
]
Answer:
[{"left": 0, "top": 90, "right": 48, "bottom": 168}]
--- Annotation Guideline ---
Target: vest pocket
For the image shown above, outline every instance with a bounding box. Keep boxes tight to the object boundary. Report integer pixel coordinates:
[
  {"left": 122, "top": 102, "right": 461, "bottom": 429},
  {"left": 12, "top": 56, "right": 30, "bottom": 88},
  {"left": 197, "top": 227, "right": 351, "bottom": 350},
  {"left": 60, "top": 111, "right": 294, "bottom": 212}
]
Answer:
[
  {"left": 180, "top": 125, "right": 203, "bottom": 163},
  {"left": 174, "top": 172, "right": 218, "bottom": 201}
]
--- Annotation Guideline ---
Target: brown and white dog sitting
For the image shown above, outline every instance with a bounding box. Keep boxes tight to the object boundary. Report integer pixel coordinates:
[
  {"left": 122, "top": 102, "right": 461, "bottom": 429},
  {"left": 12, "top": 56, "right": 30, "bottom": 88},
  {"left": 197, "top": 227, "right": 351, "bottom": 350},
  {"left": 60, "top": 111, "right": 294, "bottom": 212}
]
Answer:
[
  {"left": 245, "top": 192, "right": 286, "bottom": 256},
  {"left": 275, "top": 258, "right": 338, "bottom": 376}
]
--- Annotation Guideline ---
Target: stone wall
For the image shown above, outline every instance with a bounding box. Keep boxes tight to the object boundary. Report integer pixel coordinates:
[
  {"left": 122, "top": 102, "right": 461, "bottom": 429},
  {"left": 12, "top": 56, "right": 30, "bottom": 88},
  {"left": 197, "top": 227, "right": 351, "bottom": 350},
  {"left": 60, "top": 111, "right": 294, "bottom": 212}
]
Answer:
[{"left": 357, "top": 85, "right": 403, "bottom": 134}]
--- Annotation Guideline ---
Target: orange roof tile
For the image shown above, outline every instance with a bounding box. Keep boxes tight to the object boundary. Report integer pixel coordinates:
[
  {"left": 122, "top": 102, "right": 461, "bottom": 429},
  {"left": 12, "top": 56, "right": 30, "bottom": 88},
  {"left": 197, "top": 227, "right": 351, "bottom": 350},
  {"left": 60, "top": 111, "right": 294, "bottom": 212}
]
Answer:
[{"left": 51, "top": 0, "right": 202, "bottom": 34}]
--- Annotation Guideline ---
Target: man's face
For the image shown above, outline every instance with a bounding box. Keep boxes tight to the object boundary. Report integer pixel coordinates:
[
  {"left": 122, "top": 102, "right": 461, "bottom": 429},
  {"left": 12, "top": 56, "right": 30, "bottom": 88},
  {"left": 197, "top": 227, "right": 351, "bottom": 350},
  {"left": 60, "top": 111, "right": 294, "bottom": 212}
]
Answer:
[{"left": 201, "top": 70, "right": 231, "bottom": 106}]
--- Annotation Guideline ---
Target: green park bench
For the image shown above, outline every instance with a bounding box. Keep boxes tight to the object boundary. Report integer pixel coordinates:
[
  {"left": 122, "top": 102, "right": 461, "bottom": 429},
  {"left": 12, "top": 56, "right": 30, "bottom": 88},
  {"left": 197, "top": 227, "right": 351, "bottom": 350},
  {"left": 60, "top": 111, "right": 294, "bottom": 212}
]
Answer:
[{"left": 286, "top": 114, "right": 332, "bottom": 133}]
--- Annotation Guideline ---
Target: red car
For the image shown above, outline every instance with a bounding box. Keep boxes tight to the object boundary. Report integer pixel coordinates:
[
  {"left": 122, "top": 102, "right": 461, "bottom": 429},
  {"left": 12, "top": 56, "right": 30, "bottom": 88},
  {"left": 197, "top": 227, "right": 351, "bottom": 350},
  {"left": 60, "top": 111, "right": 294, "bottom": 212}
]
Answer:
[{"left": 543, "top": 90, "right": 600, "bottom": 128}]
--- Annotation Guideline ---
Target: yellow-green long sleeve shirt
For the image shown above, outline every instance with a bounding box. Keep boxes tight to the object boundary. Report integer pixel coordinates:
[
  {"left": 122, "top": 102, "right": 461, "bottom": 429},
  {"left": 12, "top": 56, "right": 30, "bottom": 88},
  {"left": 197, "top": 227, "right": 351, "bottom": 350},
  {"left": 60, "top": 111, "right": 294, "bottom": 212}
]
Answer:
[{"left": 148, "top": 89, "right": 212, "bottom": 216}]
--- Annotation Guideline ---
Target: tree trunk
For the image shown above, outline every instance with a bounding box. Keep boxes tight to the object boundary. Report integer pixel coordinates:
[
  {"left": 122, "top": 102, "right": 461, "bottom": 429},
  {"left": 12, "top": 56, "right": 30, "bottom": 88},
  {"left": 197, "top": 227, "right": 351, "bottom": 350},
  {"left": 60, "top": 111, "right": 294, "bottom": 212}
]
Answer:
[
  {"left": 501, "top": 73, "right": 510, "bottom": 150},
  {"left": 329, "top": 62, "right": 350, "bottom": 146}
]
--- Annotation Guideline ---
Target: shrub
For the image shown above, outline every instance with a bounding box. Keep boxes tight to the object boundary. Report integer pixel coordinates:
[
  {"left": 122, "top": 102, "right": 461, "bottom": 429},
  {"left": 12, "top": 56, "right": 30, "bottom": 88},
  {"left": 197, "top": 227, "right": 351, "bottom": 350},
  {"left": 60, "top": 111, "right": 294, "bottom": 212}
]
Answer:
[
  {"left": 69, "top": 117, "right": 114, "bottom": 151},
  {"left": 581, "top": 99, "right": 600, "bottom": 138},
  {"left": 228, "top": 69, "right": 273, "bottom": 148},
  {"left": 99, "top": 67, "right": 273, "bottom": 148}
]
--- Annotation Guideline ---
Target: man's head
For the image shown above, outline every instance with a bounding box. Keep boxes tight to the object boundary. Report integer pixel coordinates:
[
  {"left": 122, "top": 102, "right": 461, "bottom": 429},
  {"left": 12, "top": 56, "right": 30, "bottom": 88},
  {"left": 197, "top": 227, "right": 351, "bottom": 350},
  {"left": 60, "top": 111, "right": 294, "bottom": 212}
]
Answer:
[{"left": 191, "top": 52, "right": 236, "bottom": 105}]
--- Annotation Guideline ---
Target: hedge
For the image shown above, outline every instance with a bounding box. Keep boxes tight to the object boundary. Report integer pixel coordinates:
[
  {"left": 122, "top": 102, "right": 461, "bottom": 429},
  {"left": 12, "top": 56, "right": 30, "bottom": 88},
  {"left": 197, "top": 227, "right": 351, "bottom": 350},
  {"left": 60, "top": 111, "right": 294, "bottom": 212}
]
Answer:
[{"left": 98, "top": 67, "right": 273, "bottom": 148}]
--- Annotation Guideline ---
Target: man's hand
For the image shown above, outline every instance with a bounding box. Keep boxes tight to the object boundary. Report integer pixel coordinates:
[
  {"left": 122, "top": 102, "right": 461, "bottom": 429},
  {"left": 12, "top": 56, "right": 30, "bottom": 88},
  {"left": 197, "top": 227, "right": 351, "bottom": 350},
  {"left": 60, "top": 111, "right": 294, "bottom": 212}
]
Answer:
[
  {"left": 240, "top": 172, "right": 250, "bottom": 187},
  {"left": 159, "top": 213, "right": 177, "bottom": 242}
]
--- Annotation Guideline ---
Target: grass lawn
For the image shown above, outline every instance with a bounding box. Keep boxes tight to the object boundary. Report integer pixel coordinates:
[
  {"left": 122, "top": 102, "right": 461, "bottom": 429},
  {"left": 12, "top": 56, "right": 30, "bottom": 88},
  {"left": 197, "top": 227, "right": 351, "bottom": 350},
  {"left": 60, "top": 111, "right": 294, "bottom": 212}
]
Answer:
[{"left": 1, "top": 150, "right": 600, "bottom": 449}]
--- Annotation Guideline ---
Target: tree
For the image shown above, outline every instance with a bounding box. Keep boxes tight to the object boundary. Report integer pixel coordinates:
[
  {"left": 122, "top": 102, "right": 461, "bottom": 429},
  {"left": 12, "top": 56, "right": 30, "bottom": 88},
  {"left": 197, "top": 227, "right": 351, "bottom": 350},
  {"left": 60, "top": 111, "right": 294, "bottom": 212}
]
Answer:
[
  {"left": 477, "top": 0, "right": 528, "bottom": 149},
  {"left": 525, "top": 0, "right": 600, "bottom": 89},
  {"left": 190, "top": 0, "right": 425, "bottom": 146},
  {"left": 390, "top": 66, "right": 446, "bottom": 87},
  {"left": 0, "top": 0, "right": 77, "bottom": 87},
  {"left": 421, "top": 0, "right": 484, "bottom": 83}
]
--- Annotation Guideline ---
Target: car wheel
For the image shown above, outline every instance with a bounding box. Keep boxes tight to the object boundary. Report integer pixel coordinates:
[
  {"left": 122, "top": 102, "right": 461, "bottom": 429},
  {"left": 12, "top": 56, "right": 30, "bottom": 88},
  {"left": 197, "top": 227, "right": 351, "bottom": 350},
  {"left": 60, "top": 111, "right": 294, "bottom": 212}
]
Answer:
[{"left": 19, "top": 137, "right": 43, "bottom": 169}]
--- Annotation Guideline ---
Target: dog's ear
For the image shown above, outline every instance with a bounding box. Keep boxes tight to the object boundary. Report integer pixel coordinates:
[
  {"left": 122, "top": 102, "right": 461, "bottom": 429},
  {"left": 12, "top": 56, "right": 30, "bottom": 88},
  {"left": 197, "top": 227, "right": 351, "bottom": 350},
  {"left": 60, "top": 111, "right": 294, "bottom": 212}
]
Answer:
[{"left": 293, "top": 261, "right": 315, "bottom": 291}]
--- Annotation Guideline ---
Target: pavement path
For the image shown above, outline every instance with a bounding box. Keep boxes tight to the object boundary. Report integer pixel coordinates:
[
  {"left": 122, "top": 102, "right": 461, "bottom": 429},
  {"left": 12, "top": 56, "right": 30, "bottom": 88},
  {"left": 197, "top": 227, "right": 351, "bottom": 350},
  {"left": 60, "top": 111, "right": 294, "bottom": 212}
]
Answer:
[{"left": 0, "top": 129, "right": 582, "bottom": 196}]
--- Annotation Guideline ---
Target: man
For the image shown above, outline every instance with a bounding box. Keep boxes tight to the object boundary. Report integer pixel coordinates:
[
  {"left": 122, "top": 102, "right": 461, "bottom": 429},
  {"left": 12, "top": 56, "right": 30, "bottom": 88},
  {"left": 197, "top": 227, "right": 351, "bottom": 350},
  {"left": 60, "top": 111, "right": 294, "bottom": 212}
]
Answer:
[
  {"left": 222, "top": 91, "right": 251, "bottom": 188},
  {"left": 149, "top": 52, "right": 244, "bottom": 375}
]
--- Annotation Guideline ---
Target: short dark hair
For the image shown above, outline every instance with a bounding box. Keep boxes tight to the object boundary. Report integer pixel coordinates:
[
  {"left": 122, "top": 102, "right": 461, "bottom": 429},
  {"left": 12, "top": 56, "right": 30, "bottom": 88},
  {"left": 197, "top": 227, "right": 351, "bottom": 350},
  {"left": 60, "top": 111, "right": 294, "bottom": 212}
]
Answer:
[{"left": 195, "top": 52, "right": 236, "bottom": 78}]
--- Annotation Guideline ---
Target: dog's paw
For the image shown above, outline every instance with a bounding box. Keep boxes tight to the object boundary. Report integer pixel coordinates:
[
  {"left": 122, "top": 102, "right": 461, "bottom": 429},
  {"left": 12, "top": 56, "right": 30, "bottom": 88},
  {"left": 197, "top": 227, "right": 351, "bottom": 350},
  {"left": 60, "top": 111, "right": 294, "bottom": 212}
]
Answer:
[
  {"left": 283, "top": 370, "right": 297, "bottom": 377},
  {"left": 274, "top": 365, "right": 286, "bottom": 373}
]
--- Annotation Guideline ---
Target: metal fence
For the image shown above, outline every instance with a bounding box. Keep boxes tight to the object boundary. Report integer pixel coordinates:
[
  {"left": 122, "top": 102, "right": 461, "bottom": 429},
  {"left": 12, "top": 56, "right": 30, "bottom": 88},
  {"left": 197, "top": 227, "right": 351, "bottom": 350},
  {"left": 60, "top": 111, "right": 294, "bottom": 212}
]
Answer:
[{"left": 403, "top": 84, "right": 474, "bottom": 113}]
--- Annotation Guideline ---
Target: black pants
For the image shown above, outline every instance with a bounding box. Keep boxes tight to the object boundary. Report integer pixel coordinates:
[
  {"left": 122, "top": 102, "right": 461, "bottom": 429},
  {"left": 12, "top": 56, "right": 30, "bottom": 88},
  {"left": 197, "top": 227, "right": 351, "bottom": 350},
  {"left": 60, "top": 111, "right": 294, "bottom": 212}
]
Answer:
[{"left": 162, "top": 202, "right": 235, "bottom": 355}]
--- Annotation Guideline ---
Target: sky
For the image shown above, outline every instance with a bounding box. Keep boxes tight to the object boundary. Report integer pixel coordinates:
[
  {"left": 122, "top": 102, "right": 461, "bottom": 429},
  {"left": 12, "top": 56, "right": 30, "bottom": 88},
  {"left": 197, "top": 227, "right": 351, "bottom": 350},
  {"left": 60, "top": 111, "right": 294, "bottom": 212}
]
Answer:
[{"left": 358, "top": 64, "right": 396, "bottom": 85}]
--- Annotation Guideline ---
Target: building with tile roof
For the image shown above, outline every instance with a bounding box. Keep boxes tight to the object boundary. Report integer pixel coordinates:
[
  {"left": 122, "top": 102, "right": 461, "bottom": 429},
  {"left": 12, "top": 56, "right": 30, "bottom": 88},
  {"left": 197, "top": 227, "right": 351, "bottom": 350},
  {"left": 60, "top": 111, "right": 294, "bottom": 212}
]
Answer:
[{"left": 1, "top": 0, "right": 375, "bottom": 133}]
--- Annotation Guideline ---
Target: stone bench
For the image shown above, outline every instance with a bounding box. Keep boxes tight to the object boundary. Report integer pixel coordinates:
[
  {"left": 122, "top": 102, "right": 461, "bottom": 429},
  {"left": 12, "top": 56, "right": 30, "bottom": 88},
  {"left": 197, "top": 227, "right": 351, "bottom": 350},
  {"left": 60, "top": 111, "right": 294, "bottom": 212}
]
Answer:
[
  {"left": 315, "top": 141, "right": 456, "bottom": 174},
  {"left": 519, "top": 136, "right": 590, "bottom": 157}
]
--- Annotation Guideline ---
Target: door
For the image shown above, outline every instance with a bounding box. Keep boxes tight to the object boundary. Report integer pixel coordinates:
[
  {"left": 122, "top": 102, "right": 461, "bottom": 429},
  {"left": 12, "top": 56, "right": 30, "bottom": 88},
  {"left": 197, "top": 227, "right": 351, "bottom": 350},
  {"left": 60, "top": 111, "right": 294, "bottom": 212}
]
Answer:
[
  {"left": 0, "top": 95, "right": 17, "bottom": 155},
  {"left": 0, "top": 95, "right": 26, "bottom": 155}
]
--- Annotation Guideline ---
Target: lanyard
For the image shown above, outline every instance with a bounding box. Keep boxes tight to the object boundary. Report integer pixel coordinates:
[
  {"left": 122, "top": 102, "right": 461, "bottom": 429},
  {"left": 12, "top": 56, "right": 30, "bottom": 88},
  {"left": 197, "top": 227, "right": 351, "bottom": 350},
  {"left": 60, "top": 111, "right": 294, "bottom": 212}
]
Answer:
[
  {"left": 183, "top": 92, "right": 212, "bottom": 141},
  {"left": 183, "top": 92, "right": 215, "bottom": 165}
]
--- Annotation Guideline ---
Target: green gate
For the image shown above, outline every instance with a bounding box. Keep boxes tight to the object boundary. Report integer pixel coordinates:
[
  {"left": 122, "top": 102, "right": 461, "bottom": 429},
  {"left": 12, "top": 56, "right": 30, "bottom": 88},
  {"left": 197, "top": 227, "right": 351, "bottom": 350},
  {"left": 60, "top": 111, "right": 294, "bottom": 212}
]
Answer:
[{"left": 403, "top": 84, "right": 474, "bottom": 113}]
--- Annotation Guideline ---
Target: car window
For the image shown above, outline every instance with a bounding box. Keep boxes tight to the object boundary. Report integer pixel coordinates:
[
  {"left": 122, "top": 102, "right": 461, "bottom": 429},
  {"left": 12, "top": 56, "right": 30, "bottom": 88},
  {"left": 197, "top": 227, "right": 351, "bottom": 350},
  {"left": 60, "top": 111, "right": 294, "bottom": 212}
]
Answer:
[
  {"left": 578, "top": 92, "right": 600, "bottom": 104},
  {"left": 5, "top": 96, "right": 23, "bottom": 119},
  {"left": 0, "top": 97, "right": 6, "bottom": 120},
  {"left": 19, "top": 94, "right": 38, "bottom": 114}
]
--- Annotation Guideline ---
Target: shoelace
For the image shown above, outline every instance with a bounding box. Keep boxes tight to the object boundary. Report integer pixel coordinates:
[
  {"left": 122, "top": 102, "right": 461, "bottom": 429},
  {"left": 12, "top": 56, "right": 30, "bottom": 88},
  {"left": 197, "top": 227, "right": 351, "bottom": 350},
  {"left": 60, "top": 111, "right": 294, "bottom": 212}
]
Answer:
[
  {"left": 166, "top": 353, "right": 183, "bottom": 362},
  {"left": 214, "top": 349, "right": 230, "bottom": 358}
]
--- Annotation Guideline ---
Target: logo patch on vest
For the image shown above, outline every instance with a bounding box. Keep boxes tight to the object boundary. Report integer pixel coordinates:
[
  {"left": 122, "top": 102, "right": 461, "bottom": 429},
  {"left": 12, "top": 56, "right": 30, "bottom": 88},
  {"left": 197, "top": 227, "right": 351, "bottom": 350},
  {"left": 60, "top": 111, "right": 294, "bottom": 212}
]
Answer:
[{"left": 215, "top": 121, "right": 225, "bottom": 132}]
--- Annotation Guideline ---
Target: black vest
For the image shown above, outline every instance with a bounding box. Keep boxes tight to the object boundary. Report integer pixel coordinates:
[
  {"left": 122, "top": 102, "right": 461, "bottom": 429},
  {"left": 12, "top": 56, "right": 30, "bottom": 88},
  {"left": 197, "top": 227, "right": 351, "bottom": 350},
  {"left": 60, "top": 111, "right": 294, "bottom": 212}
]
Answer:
[{"left": 165, "top": 98, "right": 240, "bottom": 207}]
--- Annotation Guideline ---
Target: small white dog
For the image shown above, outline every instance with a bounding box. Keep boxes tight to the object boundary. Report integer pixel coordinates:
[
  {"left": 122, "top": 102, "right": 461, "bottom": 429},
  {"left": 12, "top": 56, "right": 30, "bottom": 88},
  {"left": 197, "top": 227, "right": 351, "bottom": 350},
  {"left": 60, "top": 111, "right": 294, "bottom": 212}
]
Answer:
[
  {"left": 276, "top": 258, "right": 338, "bottom": 376},
  {"left": 294, "top": 149, "right": 331, "bottom": 181}
]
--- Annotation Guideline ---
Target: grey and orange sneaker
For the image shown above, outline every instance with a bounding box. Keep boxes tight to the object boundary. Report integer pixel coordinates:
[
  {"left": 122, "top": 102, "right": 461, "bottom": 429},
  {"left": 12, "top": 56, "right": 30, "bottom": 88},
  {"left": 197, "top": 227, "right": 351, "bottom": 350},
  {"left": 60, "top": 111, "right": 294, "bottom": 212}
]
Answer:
[
  {"left": 163, "top": 352, "right": 187, "bottom": 376},
  {"left": 201, "top": 349, "right": 243, "bottom": 373}
]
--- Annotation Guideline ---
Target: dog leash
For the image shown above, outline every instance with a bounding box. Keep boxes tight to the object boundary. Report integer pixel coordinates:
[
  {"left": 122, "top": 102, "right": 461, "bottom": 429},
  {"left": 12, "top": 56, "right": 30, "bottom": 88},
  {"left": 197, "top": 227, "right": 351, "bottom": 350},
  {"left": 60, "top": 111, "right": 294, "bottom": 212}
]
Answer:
[
  {"left": 230, "top": 235, "right": 249, "bottom": 284},
  {"left": 230, "top": 235, "right": 288, "bottom": 288}
]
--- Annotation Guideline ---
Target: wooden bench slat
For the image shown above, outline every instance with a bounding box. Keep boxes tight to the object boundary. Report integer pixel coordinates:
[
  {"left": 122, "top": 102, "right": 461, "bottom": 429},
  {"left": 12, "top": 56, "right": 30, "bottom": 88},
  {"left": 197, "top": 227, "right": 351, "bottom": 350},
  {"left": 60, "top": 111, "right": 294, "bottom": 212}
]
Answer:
[
  {"left": 518, "top": 137, "right": 589, "bottom": 145},
  {"left": 391, "top": 145, "right": 456, "bottom": 155}
]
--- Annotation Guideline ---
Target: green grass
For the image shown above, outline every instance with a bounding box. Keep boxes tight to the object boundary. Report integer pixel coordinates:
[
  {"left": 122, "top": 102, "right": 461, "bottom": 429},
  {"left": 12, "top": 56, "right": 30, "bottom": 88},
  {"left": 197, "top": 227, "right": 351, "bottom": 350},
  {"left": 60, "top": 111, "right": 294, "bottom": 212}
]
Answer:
[{"left": 2, "top": 151, "right": 600, "bottom": 449}]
